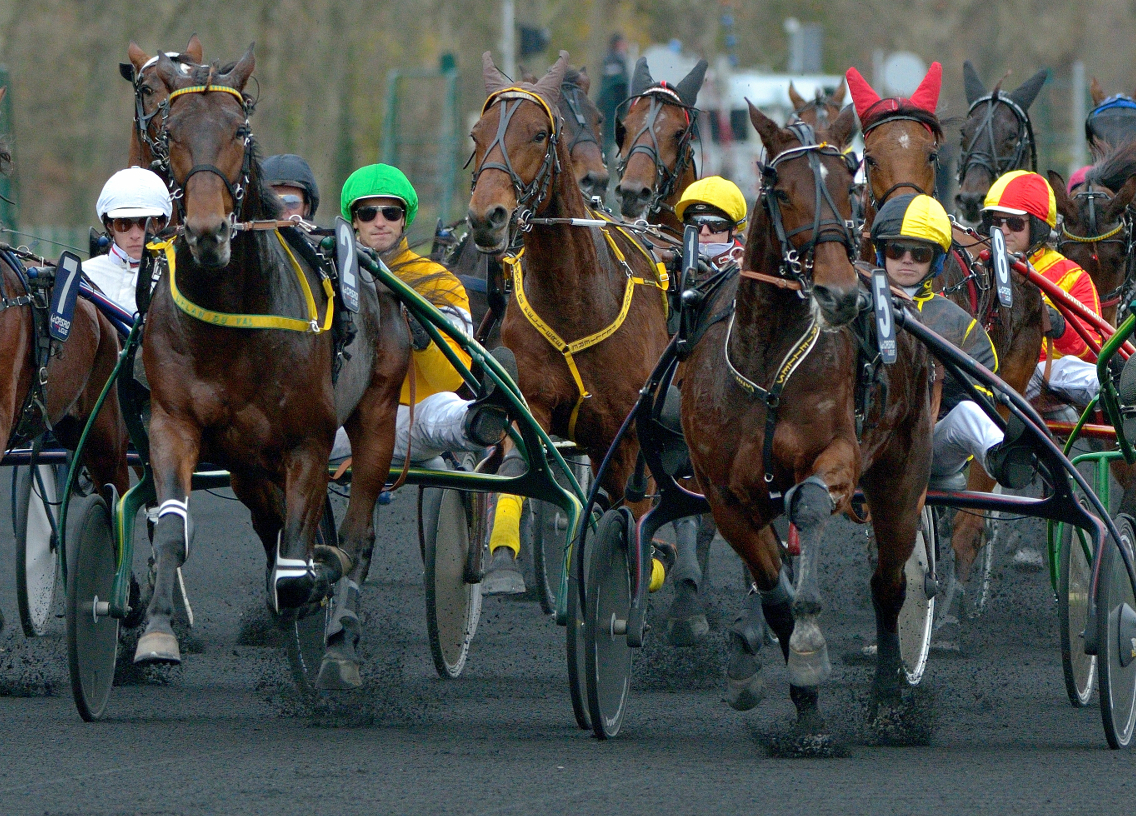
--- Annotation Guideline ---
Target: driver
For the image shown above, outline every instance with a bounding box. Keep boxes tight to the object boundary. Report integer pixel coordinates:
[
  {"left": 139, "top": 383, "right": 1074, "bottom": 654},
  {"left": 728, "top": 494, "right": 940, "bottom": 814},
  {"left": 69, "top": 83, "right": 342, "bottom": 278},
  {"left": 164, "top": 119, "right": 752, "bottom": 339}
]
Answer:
[
  {"left": 674, "top": 176, "right": 747, "bottom": 266},
  {"left": 83, "top": 167, "right": 172, "bottom": 314},
  {"left": 262, "top": 153, "right": 319, "bottom": 221}
]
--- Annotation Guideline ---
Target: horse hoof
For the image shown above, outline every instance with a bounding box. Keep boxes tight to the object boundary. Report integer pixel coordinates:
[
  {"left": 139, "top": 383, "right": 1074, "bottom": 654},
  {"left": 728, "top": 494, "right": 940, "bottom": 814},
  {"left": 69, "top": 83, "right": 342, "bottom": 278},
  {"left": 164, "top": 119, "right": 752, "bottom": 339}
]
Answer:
[
  {"left": 317, "top": 656, "right": 362, "bottom": 690},
  {"left": 667, "top": 614, "right": 709, "bottom": 647},
  {"left": 134, "top": 629, "right": 181, "bottom": 665},
  {"left": 787, "top": 643, "right": 831, "bottom": 686},
  {"left": 866, "top": 692, "right": 935, "bottom": 746},
  {"left": 768, "top": 729, "right": 842, "bottom": 759},
  {"left": 727, "top": 671, "right": 764, "bottom": 711}
]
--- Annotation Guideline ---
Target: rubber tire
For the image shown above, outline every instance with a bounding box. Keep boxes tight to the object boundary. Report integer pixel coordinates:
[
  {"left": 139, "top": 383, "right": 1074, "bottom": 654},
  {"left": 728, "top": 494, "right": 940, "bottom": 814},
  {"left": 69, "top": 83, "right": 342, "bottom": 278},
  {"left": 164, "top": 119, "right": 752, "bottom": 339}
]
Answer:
[
  {"left": 66, "top": 493, "right": 119, "bottom": 722},
  {"left": 566, "top": 519, "right": 591, "bottom": 730},
  {"left": 534, "top": 453, "right": 592, "bottom": 615},
  {"left": 423, "top": 486, "right": 482, "bottom": 679},
  {"left": 1097, "top": 515, "right": 1136, "bottom": 749},
  {"left": 1058, "top": 502, "right": 1097, "bottom": 708},
  {"left": 15, "top": 464, "right": 62, "bottom": 637},
  {"left": 898, "top": 505, "right": 936, "bottom": 685},
  {"left": 285, "top": 495, "right": 340, "bottom": 693},
  {"left": 584, "top": 508, "right": 633, "bottom": 739}
]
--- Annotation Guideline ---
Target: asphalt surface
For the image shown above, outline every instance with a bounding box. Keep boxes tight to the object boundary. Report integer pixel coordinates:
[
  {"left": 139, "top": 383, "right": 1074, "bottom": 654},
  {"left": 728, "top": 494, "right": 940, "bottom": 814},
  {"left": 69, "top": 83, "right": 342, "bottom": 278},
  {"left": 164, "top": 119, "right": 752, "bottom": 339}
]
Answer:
[{"left": 1, "top": 468, "right": 1135, "bottom": 816}]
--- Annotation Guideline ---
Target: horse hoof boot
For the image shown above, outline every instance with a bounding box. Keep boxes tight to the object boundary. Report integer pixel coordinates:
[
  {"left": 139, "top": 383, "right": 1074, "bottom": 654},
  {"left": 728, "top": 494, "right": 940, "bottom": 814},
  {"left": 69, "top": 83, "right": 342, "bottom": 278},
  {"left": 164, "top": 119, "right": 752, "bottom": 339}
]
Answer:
[
  {"left": 667, "top": 579, "right": 709, "bottom": 647},
  {"left": 787, "top": 643, "right": 831, "bottom": 687},
  {"left": 726, "top": 632, "right": 764, "bottom": 711},
  {"left": 134, "top": 627, "right": 181, "bottom": 665},
  {"left": 317, "top": 656, "right": 363, "bottom": 690},
  {"left": 482, "top": 547, "right": 526, "bottom": 595}
]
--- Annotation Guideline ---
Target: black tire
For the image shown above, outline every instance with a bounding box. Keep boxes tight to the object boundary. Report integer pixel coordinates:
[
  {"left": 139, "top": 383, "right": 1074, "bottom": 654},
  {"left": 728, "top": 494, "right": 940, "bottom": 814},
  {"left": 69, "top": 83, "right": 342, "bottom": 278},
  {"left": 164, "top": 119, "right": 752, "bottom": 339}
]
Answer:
[
  {"left": 566, "top": 520, "right": 591, "bottom": 731},
  {"left": 15, "top": 464, "right": 63, "bottom": 637},
  {"left": 1097, "top": 515, "right": 1136, "bottom": 749},
  {"left": 285, "top": 494, "right": 339, "bottom": 693},
  {"left": 898, "top": 505, "right": 936, "bottom": 685},
  {"left": 66, "top": 493, "right": 119, "bottom": 722},
  {"left": 584, "top": 508, "right": 633, "bottom": 739},
  {"left": 423, "top": 486, "right": 481, "bottom": 679},
  {"left": 534, "top": 452, "right": 592, "bottom": 615},
  {"left": 1058, "top": 505, "right": 1097, "bottom": 708}
]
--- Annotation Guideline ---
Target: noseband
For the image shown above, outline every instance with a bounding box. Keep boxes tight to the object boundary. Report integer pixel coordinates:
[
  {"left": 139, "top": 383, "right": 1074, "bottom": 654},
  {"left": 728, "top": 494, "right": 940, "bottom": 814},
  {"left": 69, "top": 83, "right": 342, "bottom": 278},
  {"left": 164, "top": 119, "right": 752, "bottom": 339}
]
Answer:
[
  {"left": 615, "top": 87, "right": 698, "bottom": 215},
  {"left": 958, "top": 92, "right": 1037, "bottom": 185}
]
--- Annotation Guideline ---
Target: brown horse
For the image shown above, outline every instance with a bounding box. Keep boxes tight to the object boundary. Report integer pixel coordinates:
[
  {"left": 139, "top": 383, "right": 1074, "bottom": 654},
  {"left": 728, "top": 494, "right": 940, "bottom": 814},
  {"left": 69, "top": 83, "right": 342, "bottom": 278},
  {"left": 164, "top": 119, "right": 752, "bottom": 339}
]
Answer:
[
  {"left": 847, "top": 63, "right": 1044, "bottom": 581},
  {"left": 122, "top": 37, "right": 204, "bottom": 170},
  {"left": 680, "top": 107, "right": 934, "bottom": 744},
  {"left": 788, "top": 78, "right": 850, "bottom": 143},
  {"left": 955, "top": 62, "right": 1048, "bottom": 224},
  {"left": 614, "top": 57, "right": 706, "bottom": 232},
  {"left": 467, "top": 51, "right": 669, "bottom": 509},
  {"left": 138, "top": 48, "right": 409, "bottom": 690}
]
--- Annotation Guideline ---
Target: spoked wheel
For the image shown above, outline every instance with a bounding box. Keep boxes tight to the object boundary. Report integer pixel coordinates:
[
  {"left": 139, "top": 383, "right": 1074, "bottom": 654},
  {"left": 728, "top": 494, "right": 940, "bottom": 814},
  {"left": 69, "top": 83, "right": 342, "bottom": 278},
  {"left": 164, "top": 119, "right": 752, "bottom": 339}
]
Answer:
[
  {"left": 15, "top": 464, "right": 63, "bottom": 636},
  {"left": 66, "top": 493, "right": 120, "bottom": 721},
  {"left": 534, "top": 452, "right": 592, "bottom": 615},
  {"left": 423, "top": 486, "right": 482, "bottom": 679},
  {"left": 1058, "top": 501, "right": 1097, "bottom": 707},
  {"left": 584, "top": 508, "right": 634, "bottom": 739},
  {"left": 285, "top": 494, "right": 340, "bottom": 693},
  {"left": 1097, "top": 515, "right": 1136, "bottom": 749},
  {"left": 898, "top": 505, "right": 936, "bottom": 685}
]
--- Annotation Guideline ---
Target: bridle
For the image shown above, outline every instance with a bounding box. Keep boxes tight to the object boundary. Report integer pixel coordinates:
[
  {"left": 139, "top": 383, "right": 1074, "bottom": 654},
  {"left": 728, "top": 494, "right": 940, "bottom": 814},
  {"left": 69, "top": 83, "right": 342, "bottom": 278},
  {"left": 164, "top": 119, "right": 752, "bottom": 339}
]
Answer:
[
  {"left": 131, "top": 54, "right": 199, "bottom": 176},
  {"left": 958, "top": 92, "right": 1037, "bottom": 186},
  {"left": 561, "top": 81, "right": 601, "bottom": 155},
  {"left": 861, "top": 114, "right": 939, "bottom": 213},
  {"left": 615, "top": 86, "right": 698, "bottom": 216},
  {"left": 1058, "top": 182, "right": 1135, "bottom": 308}
]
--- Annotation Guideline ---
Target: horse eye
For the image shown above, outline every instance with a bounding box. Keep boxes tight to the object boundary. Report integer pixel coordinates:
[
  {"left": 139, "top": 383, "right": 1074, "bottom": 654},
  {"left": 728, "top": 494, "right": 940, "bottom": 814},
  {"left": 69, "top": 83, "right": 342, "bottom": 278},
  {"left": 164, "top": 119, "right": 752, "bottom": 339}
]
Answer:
[
  {"left": 141, "top": 86, "right": 154, "bottom": 97},
  {"left": 864, "top": 154, "right": 877, "bottom": 168},
  {"left": 928, "top": 151, "right": 939, "bottom": 163},
  {"left": 775, "top": 190, "right": 790, "bottom": 203},
  {"left": 533, "top": 131, "right": 547, "bottom": 143}
]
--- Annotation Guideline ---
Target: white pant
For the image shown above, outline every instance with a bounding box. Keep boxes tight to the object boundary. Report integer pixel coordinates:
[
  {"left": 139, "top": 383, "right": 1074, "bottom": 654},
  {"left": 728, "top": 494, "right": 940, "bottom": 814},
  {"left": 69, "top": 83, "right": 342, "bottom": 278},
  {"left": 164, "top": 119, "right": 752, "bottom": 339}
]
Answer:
[
  {"left": 1025, "top": 356, "right": 1100, "bottom": 408},
  {"left": 931, "top": 401, "right": 1004, "bottom": 479},
  {"left": 330, "top": 391, "right": 476, "bottom": 464}
]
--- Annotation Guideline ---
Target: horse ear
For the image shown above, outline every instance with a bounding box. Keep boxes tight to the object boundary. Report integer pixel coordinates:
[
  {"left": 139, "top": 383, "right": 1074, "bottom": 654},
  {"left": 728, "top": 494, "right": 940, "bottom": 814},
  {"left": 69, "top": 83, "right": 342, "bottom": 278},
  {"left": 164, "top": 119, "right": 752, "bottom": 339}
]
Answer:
[
  {"left": 963, "top": 60, "right": 986, "bottom": 105},
  {"left": 826, "top": 105, "right": 858, "bottom": 149},
  {"left": 910, "top": 61, "right": 942, "bottom": 113},
  {"left": 1091, "top": 77, "right": 1105, "bottom": 107},
  {"left": 830, "top": 77, "right": 847, "bottom": 107},
  {"left": 845, "top": 67, "right": 880, "bottom": 121},
  {"left": 519, "top": 66, "right": 537, "bottom": 84},
  {"left": 1010, "top": 68, "right": 1049, "bottom": 110},
  {"left": 1105, "top": 175, "right": 1136, "bottom": 222},
  {"left": 128, "top": 42, "right": 150, "bottom": 76},
  {"left": 1048, "top": 170, "right": 1077, "bottom": 224},
  {"left": 220, "top": 44, "right": 256, "bottom": 90},
  {"left": 630, "top": 57, "right": 653, "bottom": 96},
  {"left": 748, "top": 100, "right": 787, "bottom": 156},
  {"left": 185, "top": 34, "right": 203, "bottom": 64},
  {"left": 675, "top": 59, "right": 707, "bottom": 107},
  {"left": 154, "top": 51, "right": 181, "bottom": 90},
  {"left": 532, "top": 51, "right": 569, "bottom": 108},
  {"left": 575, "top": 66, "right": 590, "bottom": 95},
  {"left": 482, "top": 51, "right": 511, "bottom": 95},
  {"left": 788, "top": 81, "right": 807, "bottom": 111}
]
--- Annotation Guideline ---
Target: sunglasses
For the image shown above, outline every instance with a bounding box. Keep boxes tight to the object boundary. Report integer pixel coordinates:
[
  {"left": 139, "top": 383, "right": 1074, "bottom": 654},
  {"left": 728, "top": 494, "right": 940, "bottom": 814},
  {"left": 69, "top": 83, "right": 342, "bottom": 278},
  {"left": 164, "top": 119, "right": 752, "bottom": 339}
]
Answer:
[
  {"left": 109, "top": 216, "right": 168, "bottom": 234},
  {"left": 278, "top": 194, "right": 304, "bottom": 208},
  {"left": 883, "top": 241, "right": 935, "bottom": 264},
  {"left": 684, "top": 215, "right": 733, "bottom": 233},
  {"left": 982, "top": 213, "right": 1028, "bottom": 233},
  {"left": 354, "top": 205, "right": 405, "bottom": 224}
]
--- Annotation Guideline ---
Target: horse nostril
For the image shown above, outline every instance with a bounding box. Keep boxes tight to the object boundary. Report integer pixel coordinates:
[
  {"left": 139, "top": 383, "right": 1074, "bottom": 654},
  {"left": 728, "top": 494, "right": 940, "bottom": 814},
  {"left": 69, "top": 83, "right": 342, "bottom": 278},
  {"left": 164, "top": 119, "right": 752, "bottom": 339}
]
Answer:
[{"left": 487, "top": 205, "right": 509, "bottom": 229}]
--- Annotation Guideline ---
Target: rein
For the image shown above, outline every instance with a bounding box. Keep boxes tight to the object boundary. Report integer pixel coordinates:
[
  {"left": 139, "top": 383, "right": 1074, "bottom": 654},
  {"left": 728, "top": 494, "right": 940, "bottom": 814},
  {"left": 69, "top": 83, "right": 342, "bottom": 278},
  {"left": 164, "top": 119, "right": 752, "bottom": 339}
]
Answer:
[
  {"left": 615, "top": 87, "right": 698, "bottom": 217},
  {"left": 958, "top": 91, "right": 1037, "bottom": 185}
]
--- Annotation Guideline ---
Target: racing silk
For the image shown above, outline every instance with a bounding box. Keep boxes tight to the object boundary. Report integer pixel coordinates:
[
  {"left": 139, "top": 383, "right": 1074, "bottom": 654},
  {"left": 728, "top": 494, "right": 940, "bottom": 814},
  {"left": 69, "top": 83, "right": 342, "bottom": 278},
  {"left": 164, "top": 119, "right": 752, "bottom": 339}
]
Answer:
[
  {"left": 910, "top": 280, "right": 998, "bottom": 415},
  {"left": 1030, "top": 247, "right": 1101, "bottom": 362},
  {"left": 386, "top": 238, "right": 472, "bottom": 405},
  {"left": 82, "top": 243, "right": 139, "bottom": 314}
]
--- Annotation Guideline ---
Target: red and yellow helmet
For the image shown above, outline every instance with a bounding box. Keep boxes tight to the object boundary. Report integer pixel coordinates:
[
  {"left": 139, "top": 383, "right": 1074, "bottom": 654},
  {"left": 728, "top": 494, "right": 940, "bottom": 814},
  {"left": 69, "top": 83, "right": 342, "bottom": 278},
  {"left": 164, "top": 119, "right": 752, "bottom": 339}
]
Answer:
[{"left": 983, "top": 170, "right": 1057, "bottom": 228}]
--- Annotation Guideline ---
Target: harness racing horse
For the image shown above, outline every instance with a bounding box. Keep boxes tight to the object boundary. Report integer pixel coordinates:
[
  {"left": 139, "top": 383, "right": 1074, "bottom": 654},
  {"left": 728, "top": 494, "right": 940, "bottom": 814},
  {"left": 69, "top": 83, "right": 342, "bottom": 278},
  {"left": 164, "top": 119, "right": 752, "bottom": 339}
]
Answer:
[
  {"left": 467, "top": 51, "right": 669, "bottom": 514},
  {"left": 122, "top": 37, "right": 205, "bottom": 171},
  {"left": 614, "top": 57, "right": 707, "bottom": 233},
  {"left": 1086, "top": 78, "right": 1136, "bottom": 151},
  {"left": 955, "top": 62, "right": 1048, "bottom": 224},
  {"left": 680, "top": 108, "right": 934, "bottom": 746},
  {"left": 847, "top": 64, "right": 1044, "bottom": 582},
  {"left": 137, "top": 49, "right": 410, "bottom": 691},
  {"left": 788, "top": 78, "right": 850, "bottom": 142}
]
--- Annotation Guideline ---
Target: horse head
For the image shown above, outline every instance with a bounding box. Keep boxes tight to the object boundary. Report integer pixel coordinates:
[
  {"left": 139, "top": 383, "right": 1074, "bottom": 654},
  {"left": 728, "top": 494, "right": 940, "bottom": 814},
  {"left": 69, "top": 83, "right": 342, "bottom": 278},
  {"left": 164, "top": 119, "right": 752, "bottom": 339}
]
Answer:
[
  {"left": 788, "top": 78, "right": 852, "bottom": 146},
  {"left": 122, "top": 36, "right": 204, "bottom": 171},
  {"left": 614, "top": 57, "right": 706, "bottom": 219},
  {"left": 153, "top": 45, "right": 257, "bottom": 268},
  {"left": 956, "top": 63, "right": 1047, "bottom": 223},
  {"left": 749, "top": 103, "right": 860, "bottom": 327},
  {"left": 467, "top": 50, "right": 569, "bottom": 253}
]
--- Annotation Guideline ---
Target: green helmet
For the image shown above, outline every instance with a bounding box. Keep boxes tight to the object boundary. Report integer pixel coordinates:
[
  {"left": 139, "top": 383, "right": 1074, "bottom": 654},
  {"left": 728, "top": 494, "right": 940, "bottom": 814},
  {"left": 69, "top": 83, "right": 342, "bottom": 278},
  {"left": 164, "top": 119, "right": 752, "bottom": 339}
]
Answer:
[{"left": 340, "top": 163, "right": 420, "bottom": 226}]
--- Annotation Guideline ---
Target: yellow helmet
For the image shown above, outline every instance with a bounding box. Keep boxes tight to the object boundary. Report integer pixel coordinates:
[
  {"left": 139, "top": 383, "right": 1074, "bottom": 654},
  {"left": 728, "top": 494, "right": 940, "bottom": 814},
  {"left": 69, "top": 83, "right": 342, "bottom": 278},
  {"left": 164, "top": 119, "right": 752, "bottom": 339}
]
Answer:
[{"left": 675, "top": 176, "right": 748, "bottom": 228}]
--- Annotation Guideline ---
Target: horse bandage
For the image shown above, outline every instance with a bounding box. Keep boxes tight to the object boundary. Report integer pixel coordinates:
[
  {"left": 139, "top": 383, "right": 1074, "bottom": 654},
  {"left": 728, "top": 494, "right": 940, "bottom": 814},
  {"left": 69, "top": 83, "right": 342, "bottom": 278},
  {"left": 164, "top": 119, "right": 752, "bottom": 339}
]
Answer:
[{"left": 489, "top": 494, "right": 524, "bottom": 557}]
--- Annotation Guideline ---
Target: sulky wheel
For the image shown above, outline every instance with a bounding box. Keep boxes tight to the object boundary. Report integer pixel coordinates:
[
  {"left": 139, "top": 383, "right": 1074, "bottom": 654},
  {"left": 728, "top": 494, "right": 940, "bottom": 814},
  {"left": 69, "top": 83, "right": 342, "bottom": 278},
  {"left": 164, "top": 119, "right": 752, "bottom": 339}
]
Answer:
[
  {"left": 286, "top": 494, "right": 339, "bottom": 693},
  {"left": 898, "top": 505, "right": 937, "bottom": 685},
  {"left": 15, "top": 464, "right": 63, "bottom": 637},
  {"left": 422, "top": 486, "right": 482, "bottom": 679},
  {"left": 534, "top": 452, "right": 592, "bottom": 615},
  {"left": 1058, "top": 501, "right": 1097, "bottom": 708},
  {"left": 1097, "top": 515, "right": 1136, "bottom": 749},
  {"left": 584, "top": 508, "right": 634, "bottom": 739},
  {"left": 566, "top": 519, "right": 591, "bottom": 731},
  {"left": 66, "top": 492, "right": 120, "bottom": 721}
]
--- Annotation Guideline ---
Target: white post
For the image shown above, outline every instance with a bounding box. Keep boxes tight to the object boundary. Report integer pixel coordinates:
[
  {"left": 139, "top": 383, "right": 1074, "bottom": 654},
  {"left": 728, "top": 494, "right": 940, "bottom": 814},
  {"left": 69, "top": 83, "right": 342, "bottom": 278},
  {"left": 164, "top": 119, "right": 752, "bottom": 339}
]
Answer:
[
  {"left": 1071, "top": 60, "right": 1088, "bottom": 174},
  {"left": 501, "top": 0, "right": 516, "bottom": 80}
]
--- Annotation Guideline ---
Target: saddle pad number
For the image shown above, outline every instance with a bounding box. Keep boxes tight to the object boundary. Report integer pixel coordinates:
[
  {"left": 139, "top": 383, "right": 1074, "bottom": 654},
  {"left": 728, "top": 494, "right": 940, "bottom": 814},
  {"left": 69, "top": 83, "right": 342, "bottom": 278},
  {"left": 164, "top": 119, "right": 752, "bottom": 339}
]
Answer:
[
  {"left": 871, "top": 268, "right": 897, "bottom": 365},
  {"left": 990, "top": 226, "right": 1013, "bottom": 308},
  {"left": 335, "top": 216, "right": 361, "bottom": 313},
  {"left": 49, "top": 251, "right": 83, "bottom": 342}
]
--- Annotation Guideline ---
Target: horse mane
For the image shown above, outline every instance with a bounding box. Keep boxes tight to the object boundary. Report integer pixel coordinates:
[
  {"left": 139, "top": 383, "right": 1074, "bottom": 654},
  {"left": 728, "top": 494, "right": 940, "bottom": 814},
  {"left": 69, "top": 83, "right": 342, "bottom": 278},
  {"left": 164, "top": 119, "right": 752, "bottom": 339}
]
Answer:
[
  {"left": 1085, "top": 140, "right": 1136, "bottom": 191},
  {"left": 860, "top": 99, "right": 944, "bottom": 140}
]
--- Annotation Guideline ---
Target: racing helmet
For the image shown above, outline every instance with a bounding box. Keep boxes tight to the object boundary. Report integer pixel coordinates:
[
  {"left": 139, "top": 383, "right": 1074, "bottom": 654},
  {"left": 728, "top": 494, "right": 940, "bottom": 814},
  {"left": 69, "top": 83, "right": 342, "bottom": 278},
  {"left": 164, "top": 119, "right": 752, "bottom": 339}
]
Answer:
[
  {"left": 870, "top": 193, "right": 953, "bottom": 278},
  {"left": 340, "top": 163, "right": 419, "bottom": 227},
  {"left": 95, "top": 167, "right": 172, "bottom": 222},
  {"left": 675, "top": 176, "right": 747, "bottom": 230},
  {"left": 982, "top": 169, "right": 1056, "bottom": 250},
  {"left": 262, "top": 154, "right": 320, "bottom": 216}
]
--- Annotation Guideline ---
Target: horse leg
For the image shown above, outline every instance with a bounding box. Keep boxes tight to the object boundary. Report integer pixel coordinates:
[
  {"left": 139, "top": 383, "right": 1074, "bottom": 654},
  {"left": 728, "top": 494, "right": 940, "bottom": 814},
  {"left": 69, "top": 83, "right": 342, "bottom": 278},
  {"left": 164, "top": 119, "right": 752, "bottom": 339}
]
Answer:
[
  {"left": 951, "top": 466, "right": 995, "bottom": 581},
  {"left": 135, "top": 412, "right": 199, "bottom": 664},
  {"left": 666, "top": 515, "right": 709, "bottom": 646},
  {"left": 228, "top": 473, "right": 284, "bottom": 591}
]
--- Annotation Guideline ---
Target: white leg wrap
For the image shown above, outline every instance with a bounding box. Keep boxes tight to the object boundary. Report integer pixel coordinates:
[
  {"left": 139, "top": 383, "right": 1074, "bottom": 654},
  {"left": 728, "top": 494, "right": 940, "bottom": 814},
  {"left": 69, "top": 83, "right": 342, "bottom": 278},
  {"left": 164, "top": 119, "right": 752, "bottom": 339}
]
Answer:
[
  {"left": 158, "top": 498, "right": 191, "bottom": 560},
  {"left": 269, "top": 530, "right": 314, "bottom": 613}
]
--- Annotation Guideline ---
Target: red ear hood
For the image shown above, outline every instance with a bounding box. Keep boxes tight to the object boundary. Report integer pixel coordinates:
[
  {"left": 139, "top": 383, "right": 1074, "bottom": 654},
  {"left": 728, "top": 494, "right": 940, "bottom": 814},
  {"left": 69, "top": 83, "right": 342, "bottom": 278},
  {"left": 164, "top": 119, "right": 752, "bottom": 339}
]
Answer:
[
  {"left": 845, "top": 67, "right": 880, "bottom": 121},
  {"left": 910, "top": 61, "right": 942, "bottom": 113}
]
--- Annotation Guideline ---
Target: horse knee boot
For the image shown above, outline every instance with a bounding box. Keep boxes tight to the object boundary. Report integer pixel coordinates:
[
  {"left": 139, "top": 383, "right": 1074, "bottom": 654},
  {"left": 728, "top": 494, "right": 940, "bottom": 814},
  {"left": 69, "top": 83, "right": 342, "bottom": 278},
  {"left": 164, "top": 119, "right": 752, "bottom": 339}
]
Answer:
[
  {"left": 318, "top": 578, "right": 363, "bottom": 690},
  {"left": 726, "top": 590, "right": 767, "bottom": 711}
]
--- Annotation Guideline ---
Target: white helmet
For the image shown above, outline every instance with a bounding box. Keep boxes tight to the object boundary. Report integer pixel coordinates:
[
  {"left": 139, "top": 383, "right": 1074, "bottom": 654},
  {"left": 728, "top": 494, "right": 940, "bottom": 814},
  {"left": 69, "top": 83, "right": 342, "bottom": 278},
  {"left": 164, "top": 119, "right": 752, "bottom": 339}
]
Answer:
[{"left": 96, "top": 167, "right": 172, "bottom": 221}]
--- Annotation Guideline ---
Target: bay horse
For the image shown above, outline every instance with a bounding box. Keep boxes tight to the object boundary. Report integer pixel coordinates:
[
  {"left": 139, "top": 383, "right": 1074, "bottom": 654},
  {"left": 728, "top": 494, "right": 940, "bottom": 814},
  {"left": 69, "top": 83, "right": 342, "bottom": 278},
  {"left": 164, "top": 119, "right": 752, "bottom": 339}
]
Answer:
[
  {"left": 955, "top": 62, "right": 1048, "bottom": 224},
  {"left": 788, "top": 78, "right": 850, "bottom": 143},
  {"left": 846, "top": 64, "right": 1044, "bottom": 582},
  {"left": 138, "top": 48, "right": 409, "bottom": 691},
  {"left": 680, "top": 107, "right": 934, "bottom": 745},
  {"left": 614, "top": 57, "right": 706, "bottom": 232},
  {"left": 467, "top": 50, "right": 669, "bottom": 512},
  {"left": 122, "top": 37, "right": 204, "bottom": 171}
]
